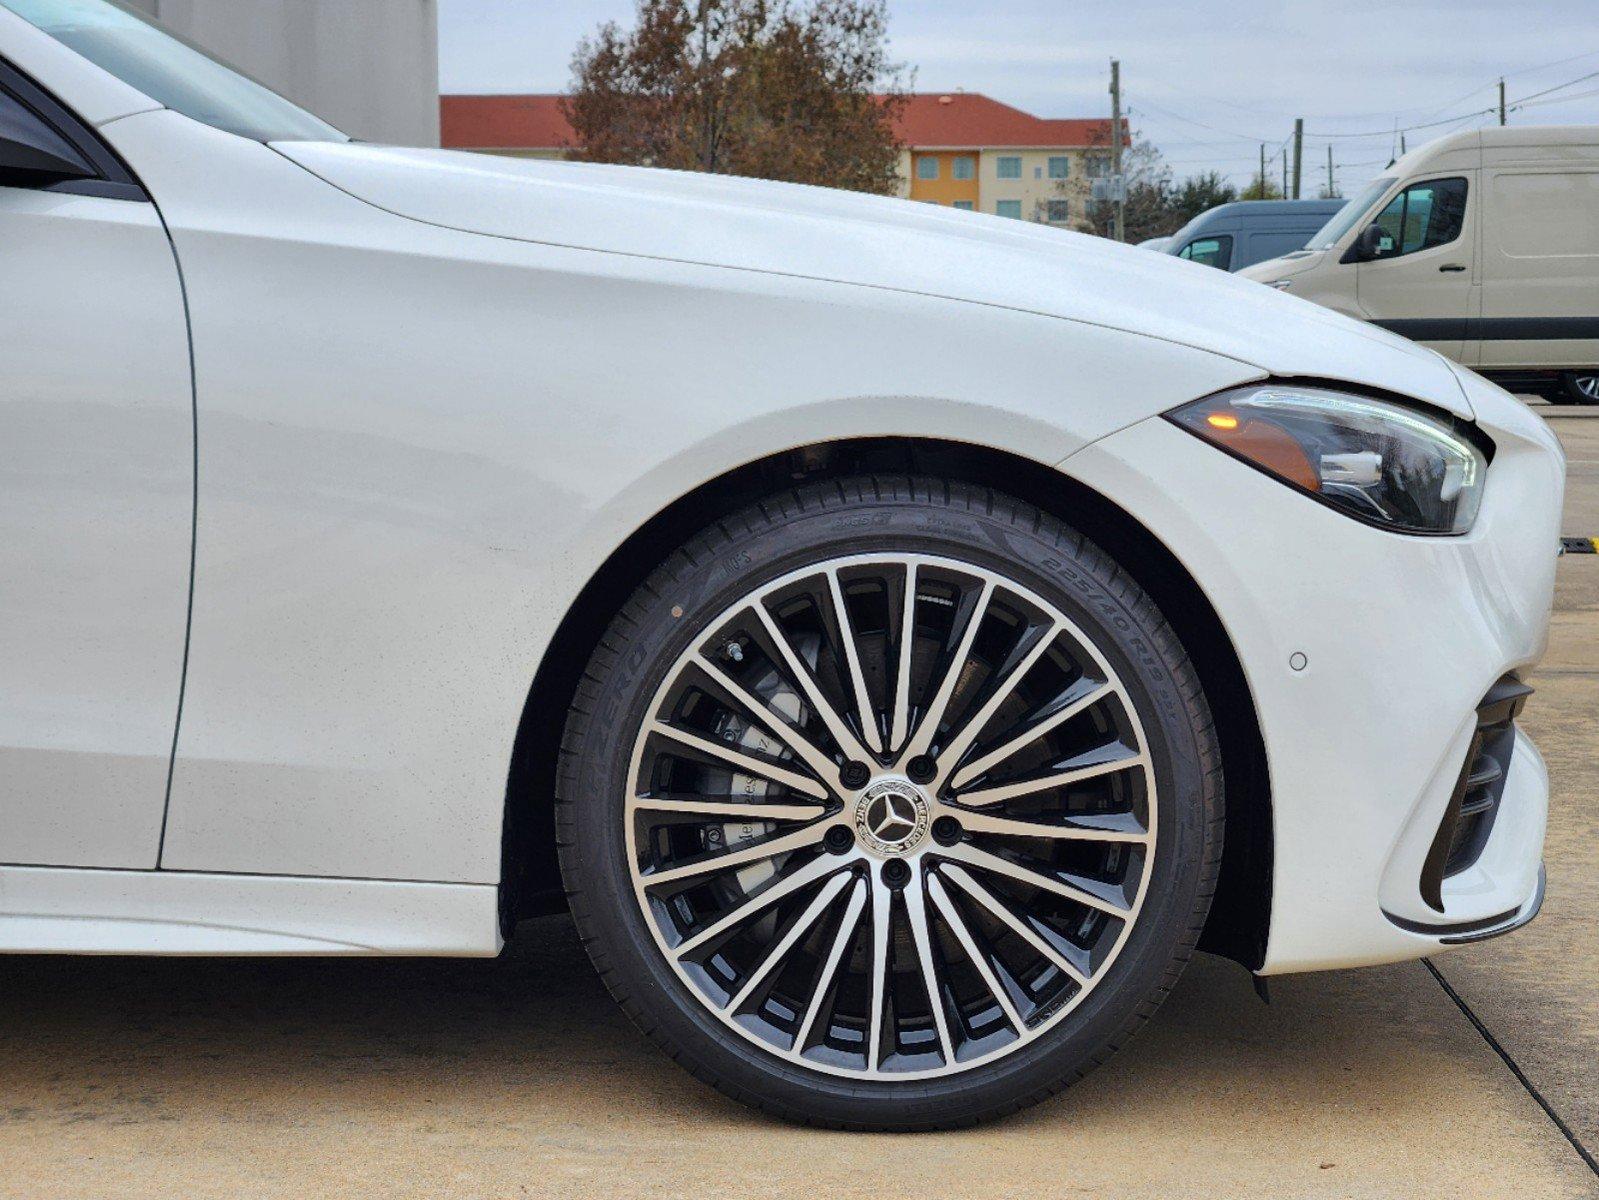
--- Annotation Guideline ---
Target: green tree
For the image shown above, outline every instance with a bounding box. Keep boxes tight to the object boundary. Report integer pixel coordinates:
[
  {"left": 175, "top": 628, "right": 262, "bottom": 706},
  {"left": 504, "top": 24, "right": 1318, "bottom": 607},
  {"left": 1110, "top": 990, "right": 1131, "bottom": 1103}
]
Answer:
[
  {"left": 564, "top": 0, "right": 910, "bottom": 194},
  {"left": 1170, "top": 171, "right": 1237, "bottom": 224},
  {"left": 1239, "top": 173, "right": 1284, "bottom": 201}
]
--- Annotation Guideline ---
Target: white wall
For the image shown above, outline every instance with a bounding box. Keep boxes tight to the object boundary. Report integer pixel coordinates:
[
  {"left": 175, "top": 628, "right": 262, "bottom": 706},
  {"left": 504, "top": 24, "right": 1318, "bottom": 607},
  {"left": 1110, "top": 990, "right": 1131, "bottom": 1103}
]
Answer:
[{"left": 122, "top": 0, "right": 439, "bottom": 146}]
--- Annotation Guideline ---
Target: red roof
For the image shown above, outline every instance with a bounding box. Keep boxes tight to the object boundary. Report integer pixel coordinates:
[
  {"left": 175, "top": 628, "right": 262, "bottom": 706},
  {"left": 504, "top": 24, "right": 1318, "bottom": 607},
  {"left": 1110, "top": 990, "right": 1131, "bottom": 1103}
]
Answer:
[
  {"left": 891, "top": 93, "right": 1115, "bottom": 149},
  {"left": 438, "top": 91, "right": 1114, "bottom": 152},
  {"left": 441, "top": 94, "right": 574, "bottom": 150}
]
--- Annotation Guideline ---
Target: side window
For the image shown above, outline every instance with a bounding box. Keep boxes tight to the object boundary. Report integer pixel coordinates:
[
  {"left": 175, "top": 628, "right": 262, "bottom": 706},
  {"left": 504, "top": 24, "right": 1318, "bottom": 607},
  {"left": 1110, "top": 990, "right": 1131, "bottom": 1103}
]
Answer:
[
  {"left": 0, "top": 61, "right": 140, "bottom": 199},
  {"left": 1178, "top": 235, "right": 1233, "bottom": 270},
  {"left": 1370, "top": 177, "right": 1467, "bottom": 258},
  {"left": 0, "top": 83, "right": 92, "bottom": 188}
]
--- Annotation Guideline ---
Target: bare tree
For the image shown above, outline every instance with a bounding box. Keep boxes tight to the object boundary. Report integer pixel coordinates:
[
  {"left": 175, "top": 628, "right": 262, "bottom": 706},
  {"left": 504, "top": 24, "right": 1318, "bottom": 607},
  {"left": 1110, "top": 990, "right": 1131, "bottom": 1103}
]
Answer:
[{"left": 564, "top": 0, "right": 910, "bottom": 194}]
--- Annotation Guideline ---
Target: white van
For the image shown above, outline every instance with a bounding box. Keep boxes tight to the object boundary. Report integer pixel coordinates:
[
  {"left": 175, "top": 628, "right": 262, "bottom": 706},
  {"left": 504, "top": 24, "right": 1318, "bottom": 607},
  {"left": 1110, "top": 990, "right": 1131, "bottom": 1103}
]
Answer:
[{"left": 1240, "top": 126, "right": 1599, "bottom": 403}]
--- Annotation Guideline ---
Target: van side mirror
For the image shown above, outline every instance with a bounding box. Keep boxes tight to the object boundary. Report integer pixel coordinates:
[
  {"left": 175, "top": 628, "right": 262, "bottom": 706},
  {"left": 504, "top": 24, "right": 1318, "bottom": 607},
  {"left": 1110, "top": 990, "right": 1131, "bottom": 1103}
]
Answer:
[
  {"left": 0, "top": 104, "right": 94, "bottom": 185},
  {"left": 1346, "top": 223, "right": 1393, "bottom": 264}
]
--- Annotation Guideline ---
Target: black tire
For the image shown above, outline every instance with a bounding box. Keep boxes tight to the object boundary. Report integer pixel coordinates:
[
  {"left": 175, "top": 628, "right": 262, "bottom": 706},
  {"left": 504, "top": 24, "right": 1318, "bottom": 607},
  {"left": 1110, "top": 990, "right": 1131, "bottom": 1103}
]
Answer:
[
  {"left": 555, "top": 476, "right": 1223, "bottom": 1129},
  {"left": 1560, "top": 370, "right": 1599, "bottom": 405}
]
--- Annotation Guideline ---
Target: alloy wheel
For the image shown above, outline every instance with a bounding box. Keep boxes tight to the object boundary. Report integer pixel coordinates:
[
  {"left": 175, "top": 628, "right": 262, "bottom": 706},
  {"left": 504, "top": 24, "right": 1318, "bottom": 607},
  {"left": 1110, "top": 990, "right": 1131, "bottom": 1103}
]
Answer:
[{"left": 625, "top": 553, "right": 1158, "bottom": 1080}]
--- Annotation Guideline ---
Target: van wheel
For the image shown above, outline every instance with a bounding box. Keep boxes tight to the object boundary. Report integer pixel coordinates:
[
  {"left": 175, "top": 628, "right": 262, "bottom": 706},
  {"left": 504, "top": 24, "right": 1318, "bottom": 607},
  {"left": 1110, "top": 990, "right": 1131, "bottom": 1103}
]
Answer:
[
  {"left": 1560, "top": 371, "right": 1599, "bottom": 405},
  {"left": 554, "top": 476, "right": 1223, "bottom": 1129}
]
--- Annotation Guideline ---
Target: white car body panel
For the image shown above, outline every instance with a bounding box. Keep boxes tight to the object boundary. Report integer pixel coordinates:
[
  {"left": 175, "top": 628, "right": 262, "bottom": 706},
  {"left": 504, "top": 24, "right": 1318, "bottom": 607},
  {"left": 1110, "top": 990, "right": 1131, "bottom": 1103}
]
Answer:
[
  {"left": 0, "top": 189, "right": 191, "bottom": 869},
  {"left": 1065, "top": 368, "right": 1563, "bottom": 970},
  {"left": 0, "top": 17, "right": 1561, "bottom": 973},
  {"left": 0, "top": 866, "right": 498, "bottom": 954},
  {"left": 278, "top": 141, "right": 1478, "bottom": 422},
  {"left": 94, "top": 111, "right": 1264, "bottom": 883}
]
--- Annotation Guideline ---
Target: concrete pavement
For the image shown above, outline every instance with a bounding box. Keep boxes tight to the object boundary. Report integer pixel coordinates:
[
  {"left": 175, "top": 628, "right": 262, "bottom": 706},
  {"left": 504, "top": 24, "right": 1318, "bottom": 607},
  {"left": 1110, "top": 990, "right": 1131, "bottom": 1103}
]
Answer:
[
  {"left": 1, "top": 421, "right": 1595, "bottom": 1200},
  {"left": 1428, "top": 416, "right": 1599, "bottom": 1164}
]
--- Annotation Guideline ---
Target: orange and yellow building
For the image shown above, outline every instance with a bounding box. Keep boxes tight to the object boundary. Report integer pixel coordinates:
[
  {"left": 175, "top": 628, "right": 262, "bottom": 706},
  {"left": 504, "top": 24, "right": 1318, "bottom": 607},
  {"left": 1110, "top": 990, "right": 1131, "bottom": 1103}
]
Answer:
[{"left": 440, "top": 90, "right": 1115, "bottom": 229}]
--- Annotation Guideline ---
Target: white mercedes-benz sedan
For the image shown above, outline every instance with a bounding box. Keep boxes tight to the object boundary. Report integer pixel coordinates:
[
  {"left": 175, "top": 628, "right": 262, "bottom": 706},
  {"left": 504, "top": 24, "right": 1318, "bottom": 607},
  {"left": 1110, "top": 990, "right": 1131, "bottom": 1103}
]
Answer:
[{"left": 0, "top": 0, "right": 1565, "bottom": 1130}]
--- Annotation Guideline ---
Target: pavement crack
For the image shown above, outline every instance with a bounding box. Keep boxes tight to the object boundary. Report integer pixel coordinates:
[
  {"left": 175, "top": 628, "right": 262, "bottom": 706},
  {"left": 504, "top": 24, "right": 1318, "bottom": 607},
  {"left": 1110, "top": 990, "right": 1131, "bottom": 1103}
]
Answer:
[{"left": 1424, "top": 959, "right": 1599, "bottom": 1180}]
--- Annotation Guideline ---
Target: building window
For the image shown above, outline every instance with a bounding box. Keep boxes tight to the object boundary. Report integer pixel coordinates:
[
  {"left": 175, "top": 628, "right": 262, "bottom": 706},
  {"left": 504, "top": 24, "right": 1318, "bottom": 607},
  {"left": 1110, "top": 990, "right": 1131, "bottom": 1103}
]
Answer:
[
  {"left": 1048, "top": 156, "right": 1070, "bottom": 179},
  {"left": 1047, "top": 199, "right": 1070, "bottom": 223},
  {"left": 1085, "top": 156, "right": 1110, "bottom": 178},
  {"left": 916, "top": 156, "right": 939, "bottom": 181},
  {"left": 996, "top": 156, "right": 1022, "bottom": 180},
  {"left": 996, "top": 200, "right": 1022, "bottom": 219},
  {"left": 953, "top": 200, "right": 974, "bottom": 211},
  {"left": 952, "top": 155, "right": 974, "bottom": 180}
]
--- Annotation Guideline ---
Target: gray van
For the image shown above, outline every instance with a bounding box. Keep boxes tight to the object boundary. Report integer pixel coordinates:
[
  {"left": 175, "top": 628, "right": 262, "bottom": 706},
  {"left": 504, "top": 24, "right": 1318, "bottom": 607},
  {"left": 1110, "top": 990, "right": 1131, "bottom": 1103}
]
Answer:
[{"left": 1165, "top": 199, "right": 1348, "bottom": 272}]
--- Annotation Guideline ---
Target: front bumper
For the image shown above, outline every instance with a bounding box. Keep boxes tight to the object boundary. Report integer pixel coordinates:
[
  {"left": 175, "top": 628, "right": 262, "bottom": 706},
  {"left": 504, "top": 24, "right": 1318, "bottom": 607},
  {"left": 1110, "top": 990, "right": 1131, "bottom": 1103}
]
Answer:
[{"left": 1062, "top": 383, "right": 1563, "bottom": 974}]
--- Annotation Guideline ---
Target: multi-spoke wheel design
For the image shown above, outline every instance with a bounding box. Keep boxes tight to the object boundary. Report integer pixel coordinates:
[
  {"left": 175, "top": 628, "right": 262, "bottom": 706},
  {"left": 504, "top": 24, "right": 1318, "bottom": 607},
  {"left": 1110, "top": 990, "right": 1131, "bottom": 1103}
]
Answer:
[{"left": 625, "top": 553, "right": 1156, "bottom": 1080}]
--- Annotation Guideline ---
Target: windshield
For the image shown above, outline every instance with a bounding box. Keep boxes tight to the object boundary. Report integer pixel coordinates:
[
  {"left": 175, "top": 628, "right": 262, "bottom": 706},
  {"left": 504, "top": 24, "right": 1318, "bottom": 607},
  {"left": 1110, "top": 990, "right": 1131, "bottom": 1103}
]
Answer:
[
  {"left": 0, "top": 0, "right": 345, "bottom": 142},
  {"left": 1306, "top": 177, "right": 1394, "bottom": 250}
]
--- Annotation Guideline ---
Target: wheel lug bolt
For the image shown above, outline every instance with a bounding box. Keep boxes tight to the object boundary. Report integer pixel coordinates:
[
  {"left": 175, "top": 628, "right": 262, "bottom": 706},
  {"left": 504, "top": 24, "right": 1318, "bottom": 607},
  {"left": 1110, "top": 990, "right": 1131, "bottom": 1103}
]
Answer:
[
  {"left": 840, "top": 761, "right": 870, "bottom": 788},
  {"left": 881, "top": 858, "right": 911, "bottom": 888},
  {"left": 906, "top": 756, "right": 936, "bottom": 784},
  {"left": 824, "top": 826, "right": 855, "bottom": 854},
  {"left": 931, "top": 816, "right": 962, "bottom": 846}
]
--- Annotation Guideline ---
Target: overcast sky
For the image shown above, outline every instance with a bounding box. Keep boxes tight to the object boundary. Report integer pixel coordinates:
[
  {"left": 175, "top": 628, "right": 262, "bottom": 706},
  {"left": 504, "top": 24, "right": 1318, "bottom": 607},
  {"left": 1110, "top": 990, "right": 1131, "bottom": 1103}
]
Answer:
[{"left": 439, "top": 0, "right": 1599, "bottom": 191}]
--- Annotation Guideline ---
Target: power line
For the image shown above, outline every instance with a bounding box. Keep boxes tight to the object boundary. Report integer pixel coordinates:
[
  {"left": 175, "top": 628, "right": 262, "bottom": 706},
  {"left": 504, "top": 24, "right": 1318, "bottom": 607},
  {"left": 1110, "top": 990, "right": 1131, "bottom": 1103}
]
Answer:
[
  {"left": 1516, "top": 85, "right": 1599, "bottom": 109},
  {"left": 1132, "top": 61, "right": 1599, "bottom": 154},
  {"left": 1132, "top": 60, "right": 1599, "bottom": 188},
  {"left": 1511, "top": 68, "right": 1599, "bottom": 105},
  {"left": 1126, "top": 96, "right": 1273, "bottom": 143},
  {"left": 1307, "top": 68, "right": 1599, "bottom": 137},
  {"left": 1138, "top": 49, "right": 1599, "bottom": 125}
]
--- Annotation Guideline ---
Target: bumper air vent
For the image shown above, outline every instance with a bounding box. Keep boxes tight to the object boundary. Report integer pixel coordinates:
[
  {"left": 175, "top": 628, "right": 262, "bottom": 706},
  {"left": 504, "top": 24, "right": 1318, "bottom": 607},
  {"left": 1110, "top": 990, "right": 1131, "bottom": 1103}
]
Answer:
[{"left": 1420, "top": 675, "right": 1532, "bottom": 911}]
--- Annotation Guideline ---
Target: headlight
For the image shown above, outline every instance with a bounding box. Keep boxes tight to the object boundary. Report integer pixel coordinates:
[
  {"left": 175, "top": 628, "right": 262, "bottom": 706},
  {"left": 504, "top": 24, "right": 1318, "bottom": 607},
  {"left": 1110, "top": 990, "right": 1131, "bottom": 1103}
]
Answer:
[{"left": 1167, "top": 384, "right": 1489, "bottom": 534}]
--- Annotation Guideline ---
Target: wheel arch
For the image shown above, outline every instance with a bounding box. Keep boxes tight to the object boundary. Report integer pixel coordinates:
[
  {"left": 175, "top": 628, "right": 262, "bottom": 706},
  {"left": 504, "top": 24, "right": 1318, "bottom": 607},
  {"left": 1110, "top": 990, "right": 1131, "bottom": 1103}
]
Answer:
[{"left": 499, "top": 437, "right": 1273, "bottom": 970}]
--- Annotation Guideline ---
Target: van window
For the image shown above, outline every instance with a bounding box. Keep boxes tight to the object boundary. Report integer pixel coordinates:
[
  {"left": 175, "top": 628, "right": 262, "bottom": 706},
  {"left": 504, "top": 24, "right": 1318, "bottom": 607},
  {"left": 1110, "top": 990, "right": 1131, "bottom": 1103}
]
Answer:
[
  {"left": 1370, "top": 177, "right": 1467, "bottom": 258},
  {"left": 1178, "top": 235, "right": 1233, "bottom": 270},
  {"left": 1307, "top": 177, "right": 1393, "bottom": 250},
  {"left": 1491, "top": 172, "right": 1599, "bottom": 257}
]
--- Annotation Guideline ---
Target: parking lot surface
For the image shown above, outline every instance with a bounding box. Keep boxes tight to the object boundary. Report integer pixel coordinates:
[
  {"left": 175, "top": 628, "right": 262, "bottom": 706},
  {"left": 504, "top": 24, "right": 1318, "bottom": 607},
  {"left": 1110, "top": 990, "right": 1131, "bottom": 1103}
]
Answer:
[{"left": 2, "top": 419, "right": 1595, "bottom": 1200}]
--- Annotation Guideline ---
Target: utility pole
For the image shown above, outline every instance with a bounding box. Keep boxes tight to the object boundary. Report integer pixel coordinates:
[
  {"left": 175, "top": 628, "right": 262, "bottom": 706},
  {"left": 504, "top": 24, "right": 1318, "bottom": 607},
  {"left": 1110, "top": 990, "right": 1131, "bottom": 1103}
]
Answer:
[
  {"left": 1499, "top": 78, "right": 1507, "bottom": 125},
  {"left": 1109, "top": 58, "right": 1124, "bottom": 242},
  {"left": 1327, "top": 144, "right": 1335, "bottom": 197},
  {"left": 1259, "top": 143, "right": 1266, "bottom": 197},
  {"left": 1281, "top": 145, "right": 1287, "bottom": 196},
  {"left": 1291, "top": 118, "right": 1303, "bottom": 199}
]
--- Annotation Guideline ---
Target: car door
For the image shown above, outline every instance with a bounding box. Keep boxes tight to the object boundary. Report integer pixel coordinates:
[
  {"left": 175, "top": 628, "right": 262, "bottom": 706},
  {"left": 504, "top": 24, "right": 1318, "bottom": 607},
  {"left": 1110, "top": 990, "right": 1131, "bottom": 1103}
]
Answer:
[
  {"left": 1355, "top": 175, "right": 1476, "bottom": 362},
  {"left": 0, "top": 62, "right": 192, "bottom": 868}
]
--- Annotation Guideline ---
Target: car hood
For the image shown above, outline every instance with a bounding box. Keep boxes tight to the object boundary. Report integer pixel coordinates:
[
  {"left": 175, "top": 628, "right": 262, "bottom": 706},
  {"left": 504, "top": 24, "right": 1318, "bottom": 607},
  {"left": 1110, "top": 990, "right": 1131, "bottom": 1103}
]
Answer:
[
  {"left": 275, "top": 144, "right": 1473, "bottom": 419},
  {"left": 1238, "top": 249, "right": 1328, "bottom": 283}
]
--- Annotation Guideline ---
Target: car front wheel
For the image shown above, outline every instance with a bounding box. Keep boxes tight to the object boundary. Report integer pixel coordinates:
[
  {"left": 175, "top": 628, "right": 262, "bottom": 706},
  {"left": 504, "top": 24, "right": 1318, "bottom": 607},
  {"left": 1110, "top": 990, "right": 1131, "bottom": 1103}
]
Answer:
[{"left": 556, "top": 476, "right": 1223, "bottom": 1128}]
